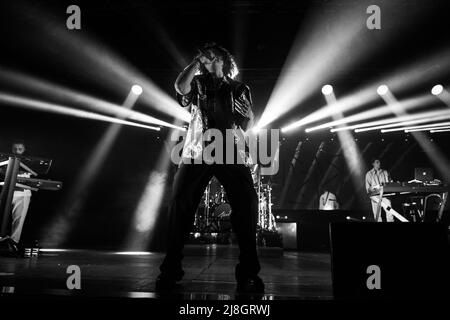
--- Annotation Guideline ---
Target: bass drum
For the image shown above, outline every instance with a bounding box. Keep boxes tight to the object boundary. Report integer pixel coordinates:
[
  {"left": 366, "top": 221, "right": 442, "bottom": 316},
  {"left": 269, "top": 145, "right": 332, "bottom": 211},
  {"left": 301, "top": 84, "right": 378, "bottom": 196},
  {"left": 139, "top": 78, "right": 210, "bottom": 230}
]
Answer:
[{"left": 211, "top": 203, "right": 233, "bottom": 232}]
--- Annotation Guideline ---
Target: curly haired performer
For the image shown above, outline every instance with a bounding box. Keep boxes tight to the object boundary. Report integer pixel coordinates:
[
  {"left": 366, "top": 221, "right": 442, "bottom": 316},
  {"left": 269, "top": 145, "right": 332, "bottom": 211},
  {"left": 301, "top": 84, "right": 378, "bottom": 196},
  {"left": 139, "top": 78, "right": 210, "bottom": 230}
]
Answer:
[{"left": 156, "top": 43, "right": 264, "bottom": 293}]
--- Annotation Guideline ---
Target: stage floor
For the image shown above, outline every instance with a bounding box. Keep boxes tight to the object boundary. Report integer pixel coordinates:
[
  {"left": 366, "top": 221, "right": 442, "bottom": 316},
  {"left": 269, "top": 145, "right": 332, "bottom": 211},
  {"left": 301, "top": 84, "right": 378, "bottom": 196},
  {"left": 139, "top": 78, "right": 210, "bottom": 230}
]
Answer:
[{"left": 0, "top": 245, "right": 332, "bottom": 300}]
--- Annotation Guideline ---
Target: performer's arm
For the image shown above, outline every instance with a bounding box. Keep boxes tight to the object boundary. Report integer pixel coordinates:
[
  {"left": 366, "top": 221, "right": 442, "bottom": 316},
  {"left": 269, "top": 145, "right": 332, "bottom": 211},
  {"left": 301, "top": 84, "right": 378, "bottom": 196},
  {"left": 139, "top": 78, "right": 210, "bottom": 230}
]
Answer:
[
  {"left": 175, "top": 60, "right": 201, "bottom": 95},
  {"left": 175, "top": 53, "right": 212, "bottom": 95}
]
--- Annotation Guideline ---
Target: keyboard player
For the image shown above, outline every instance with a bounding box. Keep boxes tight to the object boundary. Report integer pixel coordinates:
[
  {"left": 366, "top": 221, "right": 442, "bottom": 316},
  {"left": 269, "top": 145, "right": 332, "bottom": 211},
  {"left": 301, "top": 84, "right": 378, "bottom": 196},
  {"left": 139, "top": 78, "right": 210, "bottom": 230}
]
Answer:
[
  {"left": 0, "top": 140, "right": 32, "bottom": 248},
  {"left": 365, "top": 158, "right": 394, "bottom": 222}
]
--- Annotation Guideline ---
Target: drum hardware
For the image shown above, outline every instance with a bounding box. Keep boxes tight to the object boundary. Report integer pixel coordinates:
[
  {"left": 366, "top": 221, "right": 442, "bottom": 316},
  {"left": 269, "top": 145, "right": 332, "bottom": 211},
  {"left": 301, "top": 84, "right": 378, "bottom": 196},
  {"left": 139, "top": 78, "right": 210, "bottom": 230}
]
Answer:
[{"left": 194, "top": 166, "right": 277, "bottom": 234}]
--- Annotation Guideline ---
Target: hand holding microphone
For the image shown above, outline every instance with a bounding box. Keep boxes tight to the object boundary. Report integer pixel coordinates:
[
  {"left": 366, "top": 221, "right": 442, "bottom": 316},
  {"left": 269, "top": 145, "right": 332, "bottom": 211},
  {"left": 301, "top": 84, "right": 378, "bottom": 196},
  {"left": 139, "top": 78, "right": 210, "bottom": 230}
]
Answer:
[{"left": 195, "top": 47, "right": 216, "bottom": 65}]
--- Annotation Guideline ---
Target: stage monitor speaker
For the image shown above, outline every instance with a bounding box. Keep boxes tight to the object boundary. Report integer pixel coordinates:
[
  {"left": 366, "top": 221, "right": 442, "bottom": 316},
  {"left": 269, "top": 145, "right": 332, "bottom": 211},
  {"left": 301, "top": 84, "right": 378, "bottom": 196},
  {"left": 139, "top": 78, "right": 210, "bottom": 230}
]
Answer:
[{"left": 330, "top": 222, "right": 450, "bottom": 299}]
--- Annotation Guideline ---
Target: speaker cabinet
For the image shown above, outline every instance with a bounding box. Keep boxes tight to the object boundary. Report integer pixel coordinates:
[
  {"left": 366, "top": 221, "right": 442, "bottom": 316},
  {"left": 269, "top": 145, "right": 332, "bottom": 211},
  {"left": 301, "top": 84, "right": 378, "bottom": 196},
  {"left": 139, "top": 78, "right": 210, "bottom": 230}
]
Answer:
[{"left": 330, "top": 223, "right": 450, "bottom": 299}]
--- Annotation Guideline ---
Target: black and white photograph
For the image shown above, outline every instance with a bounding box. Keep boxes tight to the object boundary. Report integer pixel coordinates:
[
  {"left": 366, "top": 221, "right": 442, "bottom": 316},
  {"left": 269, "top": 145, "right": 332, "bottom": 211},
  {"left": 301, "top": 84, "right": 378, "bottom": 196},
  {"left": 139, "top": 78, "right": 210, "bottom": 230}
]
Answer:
[{"left": 0, "top": 0, "right": 450, "bottom": 316}]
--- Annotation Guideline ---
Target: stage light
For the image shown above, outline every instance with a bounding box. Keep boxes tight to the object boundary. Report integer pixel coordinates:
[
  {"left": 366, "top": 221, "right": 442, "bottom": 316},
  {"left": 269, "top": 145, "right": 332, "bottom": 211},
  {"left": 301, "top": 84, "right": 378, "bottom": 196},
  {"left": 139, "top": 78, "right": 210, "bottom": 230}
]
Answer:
[
  {"left": 329, "top": 102, "right": 446, "bottom": 133},
  {"left": 0, "top": 93, "right": 160, "bottom": 131},
  {"left": 405, "top": 126, "right": 450, "bottom": 133},
  {"left": 381, "top": 121, "right": 450, "bottom": 133},
  {"left": 0, "top": 69, "right": 185, "bottom": 131},
  {"left": 377, "top": 85, "right": 389, "bottom": 96},
  {"left": 21, "top": 10, "right": 190, "bottom": 123},
  {"left": 115, "top": 252, "right": 152, "bottom": 256},
  {"left": 355, "top": 113, "right": 450, "bottom": 133},
  {"left": 256, "top": 2, "right": 376, "bottom": 130},
  {"left": 39, "top": 249, "right": 71, "bottom": 253},
  {"left": 321, "top": 85, "right": 333, "bottom": 96},
  {"left": 309, "top": 95, "right": 434, "bottom": 133},
  {"left": 252, "top": 126, "right": 261, "bottom": 133},
  {"left": 431, "top": 84, "right": 443, "bottom": 96},
  {"left": 282, "top": 49, "right": 450, "bottom": 134},
  {"left": 431, "top": 128, "right": 450, "bottom": 133},
  {"left": 432, "top": 85, "right": 450, "bottom": 108},
  {"left": 131, "top": 84, "right": 143, "bottom": 95}
]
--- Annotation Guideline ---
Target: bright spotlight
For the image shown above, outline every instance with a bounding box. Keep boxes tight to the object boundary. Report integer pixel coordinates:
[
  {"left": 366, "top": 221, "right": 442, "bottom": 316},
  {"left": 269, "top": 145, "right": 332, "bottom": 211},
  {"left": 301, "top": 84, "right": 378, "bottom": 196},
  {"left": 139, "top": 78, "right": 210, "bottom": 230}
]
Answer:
[
  {"left": 431, "top": 84, "right": 443, "bottom": 96},
  {"left": 252, "top": 126, "right": 261, "bottom": 133},
  {"left": 431, "top": 128, "right": 450, "bottom": 133},
  {"left": 355, "top": 113, "right": 450, "bottom": 133},
  {"left": 321, "top": 85, "right": 333, "bottom": 96},
  {"left": 1, "top": 68, "right": 185, "bottom": 130},
  {"left": 131, "top": 84, "right": 143, "bottom": 95},
  {"left": 0, "top": 93, "right": 160, "bottom": 131},
  {"left": 115, "top": 251, "right": 152, "bottom": 256},
  {"left": 405, "top": 125, "right": 450, "bottom": 133},
  {"left": 381, "top": 121, "right": 450, "bottom": 133},
  {"left": 377, "top": 85, "right": 389, "bottom": 96}
]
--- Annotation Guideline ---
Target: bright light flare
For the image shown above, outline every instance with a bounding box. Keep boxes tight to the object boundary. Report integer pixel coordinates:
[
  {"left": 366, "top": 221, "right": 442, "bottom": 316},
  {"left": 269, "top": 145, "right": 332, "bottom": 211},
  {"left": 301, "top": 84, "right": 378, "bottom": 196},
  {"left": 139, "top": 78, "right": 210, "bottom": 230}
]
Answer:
[
  {"left": 282, "top": 50, "right": 450, "bottom": 133},
  {"left": 20, "top": 10, "right": 191, "bottom": 123},
  {"left": 321, "top": 85, "right": 333, "bottom": 96},
  {"left": 115, "top": 251, "right": 153, "bottom": 256},
  {"left": 355, "top": 114, "right": 450, "bottom": 133},
  {"left": 381, "top": 121, "right": 450, "bottom": 133},
  {"left": 406, "top": 126, "right": 450, "bottom": 133},
  {"left": 430, "top": 128, "right": 450, "bottom": 133},
  {"left": 377, "top": 85, "right": 389, "bottom": 96},
  {"left": 257, "top": 2, "right": 370, "bottom": 129},
  {"left": 307, "top": 95, "right": 435, "bottom": 133},
  {"left": 0, "top": 69, "right": 185, "bottom": 131},
  {"left": 0, "top": 93, "right": 160, "bottom": 131},
  {"left": 431, "top": 84, "right": 443, "bottom": 96},
  {"left": 131, "top": 84, "right": 143, "bottom": 95},
  {"left": 252, "top": 126, "right": 261, "bottom": 133}
]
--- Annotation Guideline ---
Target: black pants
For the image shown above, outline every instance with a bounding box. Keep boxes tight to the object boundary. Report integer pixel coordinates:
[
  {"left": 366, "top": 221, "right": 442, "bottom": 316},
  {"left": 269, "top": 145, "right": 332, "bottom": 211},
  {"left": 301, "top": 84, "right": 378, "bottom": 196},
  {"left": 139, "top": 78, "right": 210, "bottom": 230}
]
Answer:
[{"left": 160, "top": 162, "right": 260, "bottom": 281}]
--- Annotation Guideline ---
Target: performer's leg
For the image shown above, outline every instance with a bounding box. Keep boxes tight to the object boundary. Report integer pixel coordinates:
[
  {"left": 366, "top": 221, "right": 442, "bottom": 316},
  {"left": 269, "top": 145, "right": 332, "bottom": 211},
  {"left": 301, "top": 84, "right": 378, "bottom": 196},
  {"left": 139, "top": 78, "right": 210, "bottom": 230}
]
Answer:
[
  {"left": 382, "top": 198, "right": 394, "bottom": 222},
  {"left": 10, "top": 191, "right": 31, "bottom": 243},
  {"left": 370, "top": 197, "right": 381, "bottom": 222},
  {"left": 159, "top": 163, "right": 213, "bottom": 280},
  {"left": 215, "top": 165, "right": 261, "bottom": 282}
]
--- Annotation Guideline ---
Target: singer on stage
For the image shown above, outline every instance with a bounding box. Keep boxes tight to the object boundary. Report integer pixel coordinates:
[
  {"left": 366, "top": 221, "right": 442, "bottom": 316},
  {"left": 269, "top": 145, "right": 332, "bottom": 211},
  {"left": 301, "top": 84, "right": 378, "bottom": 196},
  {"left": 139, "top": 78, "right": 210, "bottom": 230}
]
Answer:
[
  {"left": 156, "top": 43, "right": 264, "bottom": 293},
  {"left": 365, "top": 158, "right": 394, "bottom": 222}
]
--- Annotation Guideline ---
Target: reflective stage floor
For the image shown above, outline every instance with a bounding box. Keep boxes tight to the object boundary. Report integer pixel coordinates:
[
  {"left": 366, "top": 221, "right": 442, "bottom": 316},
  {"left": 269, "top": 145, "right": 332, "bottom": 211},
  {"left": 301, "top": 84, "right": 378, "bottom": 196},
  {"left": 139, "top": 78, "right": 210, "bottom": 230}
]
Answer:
[{"left": 0, "top": 245, "right": 332, "bottom": 300}]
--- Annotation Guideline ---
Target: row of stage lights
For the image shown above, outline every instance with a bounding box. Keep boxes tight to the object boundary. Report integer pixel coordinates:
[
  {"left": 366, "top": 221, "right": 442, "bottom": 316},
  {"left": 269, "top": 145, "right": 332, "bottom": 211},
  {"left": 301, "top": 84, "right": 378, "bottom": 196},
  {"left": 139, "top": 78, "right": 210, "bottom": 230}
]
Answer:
[
  {"left": 321, "top": 83, "right": 443, "bottom": 98},
  {"left": 278, "top": 83, "right": 448, "bottom": 135}
]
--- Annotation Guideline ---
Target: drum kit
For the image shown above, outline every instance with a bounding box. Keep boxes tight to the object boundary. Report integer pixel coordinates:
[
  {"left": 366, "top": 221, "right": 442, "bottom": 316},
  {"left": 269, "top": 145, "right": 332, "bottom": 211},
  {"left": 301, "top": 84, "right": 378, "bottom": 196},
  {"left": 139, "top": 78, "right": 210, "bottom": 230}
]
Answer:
[{"left": 193, "top": 165, "right": 277, "bottom": 233}]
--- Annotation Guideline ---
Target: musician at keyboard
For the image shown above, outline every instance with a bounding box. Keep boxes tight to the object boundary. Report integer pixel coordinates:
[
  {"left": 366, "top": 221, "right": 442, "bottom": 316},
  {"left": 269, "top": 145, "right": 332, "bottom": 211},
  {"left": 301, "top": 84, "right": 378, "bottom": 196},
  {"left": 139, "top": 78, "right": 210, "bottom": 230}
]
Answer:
[
  {"left": 365, "top": 158, "right": 394, "bottom": 222},
  {"left": 0, "top": 140, "right": 32, "bottom": 247}
]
